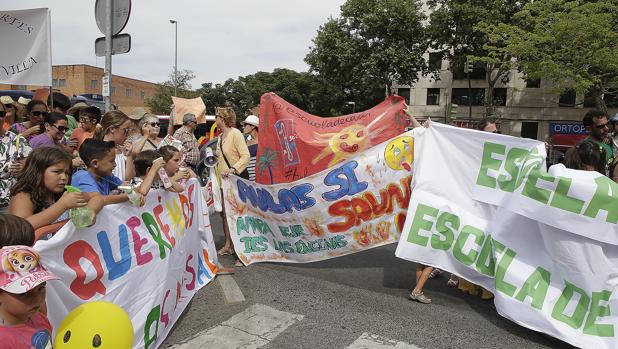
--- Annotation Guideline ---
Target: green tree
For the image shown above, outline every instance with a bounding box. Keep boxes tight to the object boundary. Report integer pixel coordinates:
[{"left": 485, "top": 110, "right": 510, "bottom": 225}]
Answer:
[
  {"left": 145, "top": 69, "right": 199, "bottom": 115},
  {"left": 305, "top": 0, "right": 428, "bottom": 111},
  {"left": 428, "top": 0, "right": 529, "bottom": 115},
  {"left": 480, "top": 0, "right": 618, "bottom": 114}
]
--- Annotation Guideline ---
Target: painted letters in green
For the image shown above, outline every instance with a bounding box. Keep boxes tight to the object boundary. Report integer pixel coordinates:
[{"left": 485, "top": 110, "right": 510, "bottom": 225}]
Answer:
[
  {"left": 514, "top": 267, "right": 551, "bottom": 310},
  {"left": 407, "top": 203, "right": 437, "bottom": 246},
  {"left": 476, "top": 142, "right": 505, "bottom": 188},
  {"left": 453, "top": 225, "right": 484, "bottom": 266},
  {"left": 584, "top": 291, "right": 614, "bottom": 337},
  {"left": 431, "top": 212, "right": 459, "bottom": 250},
  {"left": 551, "top": 282, "right": 590, "bottom": 330}
]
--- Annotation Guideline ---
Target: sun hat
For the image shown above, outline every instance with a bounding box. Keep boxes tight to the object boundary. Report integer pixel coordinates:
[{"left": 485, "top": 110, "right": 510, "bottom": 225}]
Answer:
[
  {"left": 0, "top": 245, "right": 59, "bottom": 294},
  {"left": 17, "top": 96, "right": 31, "bottom": 105},
  {"left": 0, "top": 96, "right": 16, "bottom": 106},
  {"left": 129, "top": 107, "right": 148, "bottom": 121},
  {"left": 67, "top": 102, "right": 88, "bottom": 116},
  {"left": 242, "top": 114, "right": 259, "bottom": 127}
]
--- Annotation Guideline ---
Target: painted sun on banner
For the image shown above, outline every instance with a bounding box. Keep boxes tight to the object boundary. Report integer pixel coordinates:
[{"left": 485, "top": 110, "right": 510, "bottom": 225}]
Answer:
[
  {"left": 223, "top": 131, "right": 414, "bottom": 264},
  {"left": 255, "top": 93, "right": 408, "bottom": 184}
]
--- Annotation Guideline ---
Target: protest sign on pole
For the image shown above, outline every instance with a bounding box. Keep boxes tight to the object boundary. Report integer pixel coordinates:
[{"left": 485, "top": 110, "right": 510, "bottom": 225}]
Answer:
[
  {"left": 35, "top": 180, "right": 218, "bottom": 349},
  {"left": 0, "top": 8, "right": 52, "bottom": 86},
  {"left": 255, "top": 93, "right": 408, "bottom": 184},
  {"left": 396, "top": 123, "right": 618, "bottom": 349},
  {"left": 222, "top": 131, "right": 414, "bottom": 264},
  {"left": 172, "top": 96, "right": 207, "bottom": 125}
]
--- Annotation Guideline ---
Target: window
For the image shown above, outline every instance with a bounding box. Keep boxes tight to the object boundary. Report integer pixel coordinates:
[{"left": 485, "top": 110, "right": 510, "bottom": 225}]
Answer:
[
  {"left": 493, "top": 88, "right": 507, "bottom": 106},
  {"left": 91, "top": 80, "right": 98, "bottom": 89},
  {"left": 426, "top": 88, "right": 440, "bottom": 105},
  {"left": 525, "top": 78, "right": 541, "bottom": 88},
  {"left": 452, "top": 61, "right": 486, "bottom": 80},
  {"left": 125, "top": 88, "right": 132, "bottom": 97},
  {"left": 111, "top": 86, "right": 116, "bottom": 95},
  {"left": 605, "top": 90, "right": 618, "bottom": 108},
  {"left": 452, "top": 88, "right": 485, "bottom": 106},
  {"left": 52, "top": 79, "right": 58, "bottom": 87},
  {"left": 521, "top": 122, "right": 539, "bottom": 140},
  {"left": 140, "top": 90, "right": 146, "bottom": 100},
  {"left": 428, "top": 53, "right": 442, "bottom": 71},
  {"left": 59, "top": 79, "right": 66, "bottom": 87},
  {"left": 396, "top": 88, "right": 410, "bottom": 104},
  {"left": 559, "top": 89, "right": 576, "bottom": 107},
  {"left": 13, "top": 85, "right": 27, "bottom": 90}
]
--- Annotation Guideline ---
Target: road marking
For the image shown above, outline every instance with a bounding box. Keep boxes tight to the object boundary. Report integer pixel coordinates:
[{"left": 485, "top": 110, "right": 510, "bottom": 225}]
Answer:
[
  {"left": 217, "top": 274, "right": 246, "bottom": 304},
  {"left": 347, "top": 333, "right": 423, "bottom": 349},
  {"left": 170, "top": 304, "right": 304, "bottom": 349}
]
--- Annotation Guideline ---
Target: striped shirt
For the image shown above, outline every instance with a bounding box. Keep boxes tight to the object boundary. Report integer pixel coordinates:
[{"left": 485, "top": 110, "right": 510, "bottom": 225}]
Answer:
[{"left": 247, "top": 143, "right": 258, "bottom": 181}]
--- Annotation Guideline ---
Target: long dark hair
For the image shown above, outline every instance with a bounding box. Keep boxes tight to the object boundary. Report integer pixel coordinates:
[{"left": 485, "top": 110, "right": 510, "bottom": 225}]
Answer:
[
  {"left": 564, "top": 139, "right": 606, "bottom": 173},
  {"left": 10, "top": 147, "right": 72, "bottom": 210}
]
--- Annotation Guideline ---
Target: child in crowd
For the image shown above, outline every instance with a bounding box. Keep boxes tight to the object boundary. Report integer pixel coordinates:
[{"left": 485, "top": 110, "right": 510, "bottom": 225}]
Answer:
[
  {"left": 159, "top": 145, "right": 194, "bottom": 185},
  {"left": 72, "top": 138, "right": 143, "bottom": 206},
  {"left": 132, "top": 148, "right": 187, "bottom": 195},
  {"left": 9, "top": 147, "right": 103, "bottom": 239},
  {"left": 565, "top": 139, "right": 607, "bottom": 173},
  {"left": 0, "top": 245, "right": 58, "bottom": 348},
  {"left": 0, "top": 214, "right": 35, "bottom": 247}
]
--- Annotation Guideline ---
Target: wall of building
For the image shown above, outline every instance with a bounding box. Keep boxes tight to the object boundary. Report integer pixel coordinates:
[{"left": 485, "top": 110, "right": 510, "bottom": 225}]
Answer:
[
  {"left": 0, "top": 64, "right": 158, "bottom": 114},
  {"left": 399, "top": 57, "right": 618, "bottom": 141}
]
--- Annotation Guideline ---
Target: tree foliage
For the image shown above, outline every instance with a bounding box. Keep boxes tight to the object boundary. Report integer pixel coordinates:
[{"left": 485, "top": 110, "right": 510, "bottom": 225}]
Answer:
[
  {"left": 196, "top": 68, "right": 345, "bottom": 118},
  {"left": 305, "top": 0, "right": 428, "bottom": 111},
  {"left": 480, "top": 0, "right": 618, "bottom": 113},
  {"left": 145, "top": 69, "right": 199, "bottom": 115},
  {"left": 428, "top": 0, "right": 529, "bottom": 115}
]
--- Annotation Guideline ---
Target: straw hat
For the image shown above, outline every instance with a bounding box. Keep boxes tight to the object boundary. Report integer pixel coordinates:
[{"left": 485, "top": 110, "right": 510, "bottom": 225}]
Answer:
[
  {"left": 0, "top": 96, "right": 16, "bottom": 106},
  {"left": 17, "top": 97, "right": 31, "bottom": 105},
  {"left": 67, "top": 102, "right": 88, "bottom": 116},
  {"left": 129, "top": 107, "right": 147, "bottom": 120}
]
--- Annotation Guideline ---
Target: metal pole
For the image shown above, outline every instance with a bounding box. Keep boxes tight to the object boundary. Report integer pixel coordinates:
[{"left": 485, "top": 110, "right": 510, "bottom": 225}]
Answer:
[
  {"left": 105, "top": 0, "right": 112, "bottom": 112},
  {"left": 169, "top": 20, "right": 178, "bottom": 96},
  {"left": 467, "top": 70, "right": 472, "bottom": 125}
]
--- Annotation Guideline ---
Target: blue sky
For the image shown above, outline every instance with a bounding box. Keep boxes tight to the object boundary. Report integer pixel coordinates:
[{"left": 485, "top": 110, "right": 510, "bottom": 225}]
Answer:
[{"left": 7, "top": 0, "right": 346, "bottom": 86}]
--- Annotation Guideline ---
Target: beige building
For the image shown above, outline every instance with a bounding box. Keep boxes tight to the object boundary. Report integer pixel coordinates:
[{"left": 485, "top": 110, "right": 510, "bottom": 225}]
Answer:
[
  {"left": 0, "top": 64, "right": 158, "bottom": 113},
  {"left": 398, "top": 56, "right": 618, "bottom": 141}
]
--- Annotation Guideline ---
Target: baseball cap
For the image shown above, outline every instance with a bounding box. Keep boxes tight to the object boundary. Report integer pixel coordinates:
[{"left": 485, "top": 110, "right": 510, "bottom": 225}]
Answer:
[
  {"left": 242, "top": 115, "right": 259, "bottom": 127},
  {"left": 0, "top": 245, "right": 59, "bottom": 294}
]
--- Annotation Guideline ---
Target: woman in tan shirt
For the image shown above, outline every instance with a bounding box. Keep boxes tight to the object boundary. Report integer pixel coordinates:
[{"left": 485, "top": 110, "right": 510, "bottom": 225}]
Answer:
[{"left": 215, "top": 107, "right": 250, "bottom": 266}]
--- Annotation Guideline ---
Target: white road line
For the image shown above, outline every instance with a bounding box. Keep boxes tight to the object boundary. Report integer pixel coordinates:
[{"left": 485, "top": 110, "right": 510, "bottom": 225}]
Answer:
[
  {"left": 217, "top": 274, "right": 246, "bottom": 304},
  {"left": 347, "top": 333, "right": 423, "bottom": 349},
  {"left": 170, "top": 304, "right": 304, "bottom": 349}
]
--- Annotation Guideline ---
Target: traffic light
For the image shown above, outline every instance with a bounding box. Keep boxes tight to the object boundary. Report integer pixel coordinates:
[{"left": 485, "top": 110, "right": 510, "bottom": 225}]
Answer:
[
  {"left": 449, "top": 103, "right": 458, "bottom": 120},
  {"left": 463, "top": 60, "right": 474, "bottom": 74}
]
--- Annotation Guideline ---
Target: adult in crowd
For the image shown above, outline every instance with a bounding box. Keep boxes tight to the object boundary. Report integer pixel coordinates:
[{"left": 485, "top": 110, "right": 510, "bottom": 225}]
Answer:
[
  {"left": 28, "top": 112, "right": 69, "bottom": 150},
  {"left": 173, "top": 113, "right": 200, "bottom": 170},
  {"left": 610, "top": 113, "right": 618, "bottom": 182},
  {"left": 476, "top": 117, "right": 499, "bottom": 133},
  {"left": 242, "top": 114, "right": 259, "bottom": 181},
  {"left": 10, "top": 100, "right": 47, "bottom": 140},
  {"left": 0, "top": 96, "right": 18, "bottom": 130},
  {"left": 582, "top": 109, "right": 613, "bottom": 175},
  {"left": 215, "top": 107, "right": 250, "bottom": 267},
  {"left": 127, "top": 108, "right": 147, "bottom": 144},
  {"left": 70, "top": 106, "right": 101, "bottom": 150},
  {"left": 0, "top": 102, "right": 32, "bottom": 213},
  {"left": 564, "top": 139, "right": 606, "bottom": 173},
  {"left": 93, "top": 110, "right": 135, "bottom": 181},
  {"left": 135, "top": 113, "right": 162, "bottom": 151},
  {"left": 48, "top": 92, "right": 78, "bottom": 139}
]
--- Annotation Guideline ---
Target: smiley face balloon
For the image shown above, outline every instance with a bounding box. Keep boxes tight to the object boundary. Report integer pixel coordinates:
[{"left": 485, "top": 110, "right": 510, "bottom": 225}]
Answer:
[
  {"left": 54, "top": 301, "right": 134, "bottom": 349},
  {"left": 384, "top": 136, "right": 414, "bottom": 171}
]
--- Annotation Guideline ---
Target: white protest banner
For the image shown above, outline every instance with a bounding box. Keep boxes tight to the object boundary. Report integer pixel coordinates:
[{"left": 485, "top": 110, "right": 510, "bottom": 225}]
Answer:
[
  {"left": 396, "top": 123, "right": 618, "bottom": 349},
  {"left": 35, "top": 180, "right": 218, "bottom": 349},
  {"left": 0, "top": 8, "right": 52, "bottom": 86},
  {"left": 222, "top": 131, "right": 415, "bottom": 264}
]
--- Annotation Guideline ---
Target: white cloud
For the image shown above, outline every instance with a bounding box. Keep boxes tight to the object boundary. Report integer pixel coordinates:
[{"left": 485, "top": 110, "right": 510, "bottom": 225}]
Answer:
[{"left": 6, "top": 0, "right": 345, "bottom": 86}]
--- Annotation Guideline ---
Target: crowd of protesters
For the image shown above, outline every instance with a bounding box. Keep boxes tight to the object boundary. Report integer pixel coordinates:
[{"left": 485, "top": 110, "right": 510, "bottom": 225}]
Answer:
[{"left": 0, "top": 88, "right": 616, "bottom": 345}]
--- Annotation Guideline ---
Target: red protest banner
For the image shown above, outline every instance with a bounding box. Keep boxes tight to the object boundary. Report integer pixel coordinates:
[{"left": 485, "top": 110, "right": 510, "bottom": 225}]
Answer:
[{"left": 255, "top": 93, "right": 408, "bottom": 184}]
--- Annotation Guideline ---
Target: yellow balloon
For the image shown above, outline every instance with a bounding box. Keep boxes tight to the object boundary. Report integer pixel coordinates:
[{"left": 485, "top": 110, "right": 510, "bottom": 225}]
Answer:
[
  {"left": 54, "top": 301, "right": 134, "bottom": 349},
  {"left": 384, "top": 136, "right": 414, "bottom": 171}
]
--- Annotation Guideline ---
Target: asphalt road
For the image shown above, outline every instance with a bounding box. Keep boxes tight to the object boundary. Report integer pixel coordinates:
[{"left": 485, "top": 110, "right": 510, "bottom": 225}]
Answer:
[{"left": 161, "top": 214, "right": 573, "bottom": 349}]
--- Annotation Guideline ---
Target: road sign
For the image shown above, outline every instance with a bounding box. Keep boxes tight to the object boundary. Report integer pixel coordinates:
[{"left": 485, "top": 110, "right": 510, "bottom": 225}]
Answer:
[
  {"left": 95, "top": 34, "right": 131, "bottom": 57},
  {"left": 102, "top": 76, "right": 110, "bottom": 97},
  {"left": 94, "top": 0, "right": 131, "bottom": 36}
]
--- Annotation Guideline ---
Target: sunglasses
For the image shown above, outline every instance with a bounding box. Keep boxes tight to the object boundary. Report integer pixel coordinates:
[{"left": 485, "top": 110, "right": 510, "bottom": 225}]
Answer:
[
  {"left": 80, "top": 116, "right": 93, "bottom": 123},
  {"left": 53, "top": 124, "right": 68, "bottom": 133},
  {"left": 31, "top": 111, "right": 49, "bottom": 117},
  {"left": 594, "top": 123, "right": 609, "bottom": 129},
  {"left": 148, "top": 122, "right": 160, "bottom": 127}
]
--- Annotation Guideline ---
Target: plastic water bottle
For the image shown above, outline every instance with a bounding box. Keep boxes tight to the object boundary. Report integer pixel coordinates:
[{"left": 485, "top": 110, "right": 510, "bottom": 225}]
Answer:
[
  {"left": 64, "top": 186, "right": 94, "bottom": 228},
  {"left": 117, "top": 185, "right": 142, "bottom": 206}
]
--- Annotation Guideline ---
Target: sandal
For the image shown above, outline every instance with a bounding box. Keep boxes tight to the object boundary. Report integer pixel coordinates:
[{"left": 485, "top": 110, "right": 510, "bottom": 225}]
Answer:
[
  {"left": 234, "top": 260, "right": 245, "bottom": 267},
  {"left": 217, "top": 247, "right": 233, "bottom": 256}
]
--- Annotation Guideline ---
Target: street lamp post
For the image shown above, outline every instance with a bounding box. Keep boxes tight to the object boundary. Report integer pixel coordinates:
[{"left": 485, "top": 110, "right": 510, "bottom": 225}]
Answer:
[
  {"left": 169, "top": 19, "right": 178, "bottom": 97},
  {"left": 347, "top": 101, "right": 356, "bottom": 113}
]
